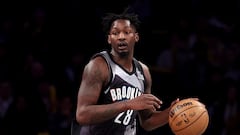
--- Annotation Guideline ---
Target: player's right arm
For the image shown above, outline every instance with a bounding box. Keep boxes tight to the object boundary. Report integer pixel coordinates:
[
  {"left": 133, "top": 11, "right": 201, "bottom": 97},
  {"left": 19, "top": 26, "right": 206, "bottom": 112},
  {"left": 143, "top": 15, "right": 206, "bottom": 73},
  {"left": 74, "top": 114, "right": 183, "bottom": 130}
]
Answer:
[{"left": 76, "top": 56, "right": 129, "bottom": 125}]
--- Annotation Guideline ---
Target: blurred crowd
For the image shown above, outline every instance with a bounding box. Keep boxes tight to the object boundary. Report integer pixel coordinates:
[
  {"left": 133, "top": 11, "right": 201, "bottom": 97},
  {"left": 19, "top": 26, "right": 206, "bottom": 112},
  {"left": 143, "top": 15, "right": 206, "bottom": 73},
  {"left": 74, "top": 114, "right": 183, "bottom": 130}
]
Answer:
[{"left": 0, "top": 0, "right": 240, "bottom": 135}]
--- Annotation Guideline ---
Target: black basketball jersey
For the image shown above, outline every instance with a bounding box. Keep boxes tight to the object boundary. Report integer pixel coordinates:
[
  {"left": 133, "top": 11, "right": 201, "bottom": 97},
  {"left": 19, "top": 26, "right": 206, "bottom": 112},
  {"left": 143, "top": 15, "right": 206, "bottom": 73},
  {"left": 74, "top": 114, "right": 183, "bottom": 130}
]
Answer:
[{"left": 79, "top": 51, "right": 146, "bottom": 135}]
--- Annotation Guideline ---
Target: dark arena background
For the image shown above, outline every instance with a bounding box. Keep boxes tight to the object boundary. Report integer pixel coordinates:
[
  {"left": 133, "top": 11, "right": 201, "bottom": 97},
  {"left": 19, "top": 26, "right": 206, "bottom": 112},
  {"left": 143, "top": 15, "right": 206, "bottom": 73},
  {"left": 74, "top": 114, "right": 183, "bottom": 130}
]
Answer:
[{"left": 0, "top": 0, "right": 240, "bottom": 135}]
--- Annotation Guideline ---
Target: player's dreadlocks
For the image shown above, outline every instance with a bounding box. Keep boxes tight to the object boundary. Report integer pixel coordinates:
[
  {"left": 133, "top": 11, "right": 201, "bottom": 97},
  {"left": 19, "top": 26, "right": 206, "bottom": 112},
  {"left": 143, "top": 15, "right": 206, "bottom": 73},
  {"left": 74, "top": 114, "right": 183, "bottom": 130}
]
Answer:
[{"left": 101, "top": 8, "right": 141, "bottom": 35}]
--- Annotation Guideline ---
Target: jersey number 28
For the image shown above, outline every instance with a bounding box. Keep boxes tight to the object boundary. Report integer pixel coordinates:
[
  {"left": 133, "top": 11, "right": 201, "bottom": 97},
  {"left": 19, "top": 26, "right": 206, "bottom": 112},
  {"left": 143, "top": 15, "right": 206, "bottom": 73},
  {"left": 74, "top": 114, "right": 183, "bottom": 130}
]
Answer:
[{"left": 114, "top": 110, "right": 133, "bottom": 125}]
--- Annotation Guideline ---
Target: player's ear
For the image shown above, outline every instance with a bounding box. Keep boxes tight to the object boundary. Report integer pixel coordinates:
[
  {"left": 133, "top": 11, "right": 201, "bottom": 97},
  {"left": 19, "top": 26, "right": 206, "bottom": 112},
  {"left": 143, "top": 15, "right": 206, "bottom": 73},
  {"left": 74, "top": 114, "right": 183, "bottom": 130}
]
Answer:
[
  {"left": 107, "top": 35, "right": 111, "bottom": 44},
  {"left": 135, "top": 33, "right": 139, "bottom": 42}
]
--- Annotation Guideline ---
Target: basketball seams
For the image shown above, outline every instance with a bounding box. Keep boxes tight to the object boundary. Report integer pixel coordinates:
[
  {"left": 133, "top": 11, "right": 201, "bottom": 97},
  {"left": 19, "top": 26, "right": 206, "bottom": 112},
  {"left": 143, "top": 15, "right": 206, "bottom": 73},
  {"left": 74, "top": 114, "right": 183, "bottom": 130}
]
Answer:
[
  {"left": 169, "top": 105, "right": 205, "bottom": 124},
  {"left": 171, "top": 110, "right": 207, "bottom": 132},
  {"left": 168, "top": 99, "right": 209, "bottom": 135},
  {"left": 169, "top": 106, "right": 207, "bottom": 130}
]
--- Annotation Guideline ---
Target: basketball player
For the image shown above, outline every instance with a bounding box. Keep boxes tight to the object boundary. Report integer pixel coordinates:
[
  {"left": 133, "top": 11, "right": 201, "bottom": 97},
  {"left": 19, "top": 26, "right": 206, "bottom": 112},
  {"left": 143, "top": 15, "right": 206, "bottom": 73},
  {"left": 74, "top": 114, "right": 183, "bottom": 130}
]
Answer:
[{"left": 75, "top": 10, "right": 179, "bottom": 135}]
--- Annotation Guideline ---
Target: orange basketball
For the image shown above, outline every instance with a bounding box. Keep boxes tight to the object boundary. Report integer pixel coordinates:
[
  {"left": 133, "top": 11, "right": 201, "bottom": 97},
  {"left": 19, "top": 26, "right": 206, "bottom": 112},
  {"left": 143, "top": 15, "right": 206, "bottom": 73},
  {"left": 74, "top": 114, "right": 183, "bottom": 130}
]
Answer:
[{"left": 168, "top": 98, "right": 209, "bottom": 135}]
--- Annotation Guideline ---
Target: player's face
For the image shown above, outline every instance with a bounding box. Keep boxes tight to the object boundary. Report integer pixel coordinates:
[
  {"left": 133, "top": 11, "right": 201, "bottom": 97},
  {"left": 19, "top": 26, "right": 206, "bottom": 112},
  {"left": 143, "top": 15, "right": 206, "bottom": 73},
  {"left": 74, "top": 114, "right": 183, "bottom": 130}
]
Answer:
[{"left": 108, "top": 19, "right": 139, "bottom": 57}]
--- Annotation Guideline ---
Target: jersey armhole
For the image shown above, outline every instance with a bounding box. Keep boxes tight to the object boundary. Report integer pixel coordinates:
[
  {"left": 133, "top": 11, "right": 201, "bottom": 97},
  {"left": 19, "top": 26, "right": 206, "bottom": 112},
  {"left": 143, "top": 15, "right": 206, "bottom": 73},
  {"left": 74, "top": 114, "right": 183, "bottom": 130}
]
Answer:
[
  {"left": 92, "top": 51, "right": 113, "bottom": 90},
  {"left": 133, "top": 59, "right": 147, "bottom": 89}
]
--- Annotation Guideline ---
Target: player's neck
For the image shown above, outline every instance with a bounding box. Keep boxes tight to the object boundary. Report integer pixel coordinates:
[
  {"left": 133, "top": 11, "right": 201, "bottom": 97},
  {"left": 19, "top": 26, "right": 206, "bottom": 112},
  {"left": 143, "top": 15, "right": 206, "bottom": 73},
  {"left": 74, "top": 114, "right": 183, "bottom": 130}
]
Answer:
[{"left": 110, "top": 52, "right": 133, "bottom": 72}]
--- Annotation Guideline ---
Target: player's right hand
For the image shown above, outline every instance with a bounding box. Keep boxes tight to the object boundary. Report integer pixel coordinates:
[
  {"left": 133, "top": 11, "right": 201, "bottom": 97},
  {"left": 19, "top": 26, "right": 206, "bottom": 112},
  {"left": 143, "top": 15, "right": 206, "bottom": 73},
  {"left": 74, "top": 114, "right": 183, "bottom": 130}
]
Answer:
[{"left": 126, "top": 94, "right": 163, "bottom": 111}]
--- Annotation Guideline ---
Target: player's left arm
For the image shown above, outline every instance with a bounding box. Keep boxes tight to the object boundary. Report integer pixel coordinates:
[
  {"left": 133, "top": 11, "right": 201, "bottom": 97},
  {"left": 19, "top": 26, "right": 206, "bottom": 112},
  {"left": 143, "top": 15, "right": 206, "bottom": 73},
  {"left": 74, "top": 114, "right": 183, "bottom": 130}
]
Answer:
[{"left": 138, "top": 61, "right": 179, "bottom": 131}]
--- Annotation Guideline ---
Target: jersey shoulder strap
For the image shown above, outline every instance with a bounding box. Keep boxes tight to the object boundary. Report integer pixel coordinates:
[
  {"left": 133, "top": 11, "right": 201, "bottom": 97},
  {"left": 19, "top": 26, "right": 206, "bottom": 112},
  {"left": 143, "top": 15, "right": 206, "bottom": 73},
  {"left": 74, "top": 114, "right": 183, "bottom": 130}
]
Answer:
[
  {"left": 92, "top": 50, "right": 146, "bottom": 90},
  {"left": 133, "top": 58, "right": 146, "bottom": 89},
  {"left": 91, "top": 50, "right": 113, "bottom": 90}
]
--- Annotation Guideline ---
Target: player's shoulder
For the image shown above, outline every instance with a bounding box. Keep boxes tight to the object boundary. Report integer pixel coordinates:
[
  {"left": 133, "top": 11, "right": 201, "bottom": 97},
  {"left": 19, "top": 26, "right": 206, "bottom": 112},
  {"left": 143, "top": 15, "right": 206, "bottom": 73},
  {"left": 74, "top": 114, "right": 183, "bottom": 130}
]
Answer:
[
  {"left": 82, "top": 51, "right": 110, "bottom": 85},
  {"left": 88, "top": 57, "right": 106, "bottom": 68},
  {"left": 89, "top": 50, "right": 108, "bottom": 62},
  {"left": 85, "top": 51, "right": 111, "bottom": 82},
  {"left": 91, "top": 50, "right": 108, "bottom": 58},
  {"left": 136, "top": 60, "right": 149, "bottom": 71}
]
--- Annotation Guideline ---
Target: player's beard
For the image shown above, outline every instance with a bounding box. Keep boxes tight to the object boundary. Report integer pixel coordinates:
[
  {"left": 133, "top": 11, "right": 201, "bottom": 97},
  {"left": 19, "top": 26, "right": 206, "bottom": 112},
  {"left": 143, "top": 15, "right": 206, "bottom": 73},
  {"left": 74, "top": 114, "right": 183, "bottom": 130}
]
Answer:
[
  {"left": 119, "top": 51, "right": 129, "bottom": 58},
  {"left": 117, "top": 42, "right": 129, "bottom": 58}
]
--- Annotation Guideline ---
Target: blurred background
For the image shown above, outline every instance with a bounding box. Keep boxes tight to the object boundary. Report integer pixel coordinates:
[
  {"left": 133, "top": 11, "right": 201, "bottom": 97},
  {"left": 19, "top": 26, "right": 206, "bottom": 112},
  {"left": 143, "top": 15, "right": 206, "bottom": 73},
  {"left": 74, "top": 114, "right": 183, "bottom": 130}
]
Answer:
[{"left": 0, "top": 0, "right": 240, "bottom": 135}]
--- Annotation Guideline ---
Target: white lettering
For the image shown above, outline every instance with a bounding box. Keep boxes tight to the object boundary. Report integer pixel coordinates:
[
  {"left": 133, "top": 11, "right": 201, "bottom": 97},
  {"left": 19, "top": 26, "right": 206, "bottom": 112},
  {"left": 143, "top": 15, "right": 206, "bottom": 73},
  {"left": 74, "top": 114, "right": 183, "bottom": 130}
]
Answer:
[
  {"left": 122, "top": 86, "right": 126, "bottom": 98},
  {"left": 130, "top": 88, "right": 135, "bottom": 99},
  {"left": 126, "top": 87, "right": 131, "bottom": 99},
  {"left": 116, "top": 88, "right": 122, "bottom": 100},
  {"left": 110, "top": 89, "right": 117, "bottom": 101},
  {"left": 110, "top": 86, "right": 142, "bottom": 101}
]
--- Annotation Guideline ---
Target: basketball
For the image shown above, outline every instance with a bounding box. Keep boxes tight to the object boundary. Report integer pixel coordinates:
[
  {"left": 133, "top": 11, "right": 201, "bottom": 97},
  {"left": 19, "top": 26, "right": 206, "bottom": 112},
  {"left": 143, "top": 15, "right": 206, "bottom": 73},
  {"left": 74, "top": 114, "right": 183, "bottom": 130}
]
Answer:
[{"left": 168, "top": 98, "right": 209, "bottom": 135}]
